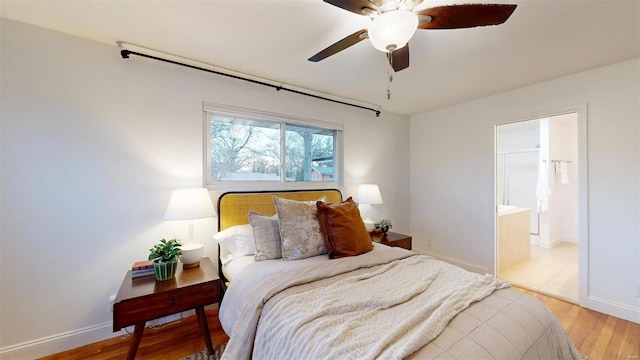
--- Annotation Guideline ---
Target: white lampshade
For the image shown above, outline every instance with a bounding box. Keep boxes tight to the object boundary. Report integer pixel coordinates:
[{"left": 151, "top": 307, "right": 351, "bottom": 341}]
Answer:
[
  {"left": 357, "top": 184, "right": 383, "bottom": 232},
  {"left": 356, "top": 184, "right": 384, "bottom": 205},
  {"left": 164, "top": 188, "right": 216, "bottom": 220},
  {"left": 368, "top": 10, "right": 418, "bottom": 53}
]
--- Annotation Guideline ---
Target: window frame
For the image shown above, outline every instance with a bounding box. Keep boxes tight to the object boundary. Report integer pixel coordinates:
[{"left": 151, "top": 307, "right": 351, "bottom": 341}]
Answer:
[{"left": 203, "top": 102, "right": 344, "bottom": 190}]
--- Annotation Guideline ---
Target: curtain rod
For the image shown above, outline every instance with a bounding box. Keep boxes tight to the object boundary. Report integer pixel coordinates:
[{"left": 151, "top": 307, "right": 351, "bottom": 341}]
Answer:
[{"left": 120, "top": 49, "right": 381, "bottom": 117}]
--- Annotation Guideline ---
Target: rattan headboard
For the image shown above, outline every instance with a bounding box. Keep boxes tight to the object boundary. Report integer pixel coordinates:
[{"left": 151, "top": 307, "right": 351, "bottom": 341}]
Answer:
[{"left": 217, "top": 189, "right": 342, "bottom": 231}]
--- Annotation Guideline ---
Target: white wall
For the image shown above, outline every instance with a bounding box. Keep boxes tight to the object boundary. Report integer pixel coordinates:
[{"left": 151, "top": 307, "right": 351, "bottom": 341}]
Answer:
[
  {"left": 548, "top": 114, "right": 578, "bottom": 245},
  {"left": 410, "top": 57, "right": 640, "bottom": 323},
  {"left": 0, "top": 19, "right": 410, "bottom": 357}
]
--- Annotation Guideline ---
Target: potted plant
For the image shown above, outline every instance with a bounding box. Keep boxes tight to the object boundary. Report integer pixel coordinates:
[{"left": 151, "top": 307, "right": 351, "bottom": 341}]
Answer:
[
  {"left": 148, "top": 238, "right": 183, "bottom": 281},
  {"left": 378, "top": 219, "right": 393, "bottom": 235}
]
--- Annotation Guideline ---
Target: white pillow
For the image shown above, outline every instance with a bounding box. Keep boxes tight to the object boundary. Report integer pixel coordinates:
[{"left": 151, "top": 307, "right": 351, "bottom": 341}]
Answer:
[{"left": 213, "top": 224, "right": 255, "bottom": 257}]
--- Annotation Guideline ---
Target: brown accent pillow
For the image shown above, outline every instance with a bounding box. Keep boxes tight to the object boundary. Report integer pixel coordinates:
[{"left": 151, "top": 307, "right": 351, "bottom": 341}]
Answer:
[{"left": 316, "top": 197, "right": 373, "bottom": 259}]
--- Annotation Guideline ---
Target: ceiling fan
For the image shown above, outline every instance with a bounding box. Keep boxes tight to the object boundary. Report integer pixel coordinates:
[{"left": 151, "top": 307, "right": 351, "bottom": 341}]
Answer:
[{"left": 308, "top": 0, "right": 517, "bottom": 72}]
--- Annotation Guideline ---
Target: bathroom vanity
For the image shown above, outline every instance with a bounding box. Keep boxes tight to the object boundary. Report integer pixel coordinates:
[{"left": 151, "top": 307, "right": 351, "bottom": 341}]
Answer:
[{"left": 498, "top": 206, "right": 531, "bottom": 273}]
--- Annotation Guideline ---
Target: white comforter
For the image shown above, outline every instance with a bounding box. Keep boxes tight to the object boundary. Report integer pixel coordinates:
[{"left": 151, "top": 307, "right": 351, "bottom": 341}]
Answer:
[
  {"left": 219, "top": 245, "right": 581, "bottom": 360},
  {"left": 254, "top": 256, "right": 508, "bottom": 360}
]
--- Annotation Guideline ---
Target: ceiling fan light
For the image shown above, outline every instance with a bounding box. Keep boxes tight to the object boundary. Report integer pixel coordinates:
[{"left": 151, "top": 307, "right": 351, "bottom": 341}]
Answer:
[{"left": 368, "top": 10, "right": 418, "bottom": 53}]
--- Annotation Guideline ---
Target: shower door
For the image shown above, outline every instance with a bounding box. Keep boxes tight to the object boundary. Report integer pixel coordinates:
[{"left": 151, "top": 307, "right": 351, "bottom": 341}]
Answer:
[{"left": 497, "top": 150, "right": 539, "bottom": 234}]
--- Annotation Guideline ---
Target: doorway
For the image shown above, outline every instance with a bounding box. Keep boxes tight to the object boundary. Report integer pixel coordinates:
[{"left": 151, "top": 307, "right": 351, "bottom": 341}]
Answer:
[{"left": 496, "top": 112, "right": 581, "bottom": 303}]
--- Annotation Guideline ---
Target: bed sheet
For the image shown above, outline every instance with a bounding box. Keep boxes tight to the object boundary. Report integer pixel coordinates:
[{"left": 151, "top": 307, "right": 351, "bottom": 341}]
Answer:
[{"left": 222, "top": 255, "right": 255, "bottom": 283}]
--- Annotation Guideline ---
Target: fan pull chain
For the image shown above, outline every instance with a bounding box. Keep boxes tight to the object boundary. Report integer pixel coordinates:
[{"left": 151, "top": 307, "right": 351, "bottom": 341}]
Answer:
[{"left": 387, "top": 51, "right": 394, "bottom": 100}]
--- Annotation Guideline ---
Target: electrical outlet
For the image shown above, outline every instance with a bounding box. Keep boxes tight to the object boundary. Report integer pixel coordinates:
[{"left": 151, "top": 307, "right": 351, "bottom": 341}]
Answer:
[
  {"left": 427, "top": 238, "right": 432, "bottom": 246},
  {"left": 109, "top": 295, "right": 116, "bottom": 312}
]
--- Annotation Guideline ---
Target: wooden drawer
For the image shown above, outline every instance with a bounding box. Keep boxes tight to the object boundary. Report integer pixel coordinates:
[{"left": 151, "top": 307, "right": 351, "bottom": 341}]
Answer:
[
  {"left": 371, "top": 231, "right": 412, "bottom": 250},
  {"left": 114, "top": 281, "right": 218, "bottom": 330},
  {"left": 384, "top": 237, "right": 411, "bottom": 250}
]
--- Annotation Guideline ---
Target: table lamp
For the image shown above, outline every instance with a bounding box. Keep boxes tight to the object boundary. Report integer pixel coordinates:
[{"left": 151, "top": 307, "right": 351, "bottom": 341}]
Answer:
[
  {"left": 164, "top": 188, "right": 216, "bottom": 268},
  {"left": 356, "top": 184, "right": 383, "bottom": 232}
]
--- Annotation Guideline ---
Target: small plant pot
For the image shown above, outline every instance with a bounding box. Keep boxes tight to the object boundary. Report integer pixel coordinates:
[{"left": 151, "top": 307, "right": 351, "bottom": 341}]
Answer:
[
  {"left": 380, "top": 225, "right": 390, "bottom": 235},
  {"left": 153, "top": 260, "right": 178, "bottom": 281}
]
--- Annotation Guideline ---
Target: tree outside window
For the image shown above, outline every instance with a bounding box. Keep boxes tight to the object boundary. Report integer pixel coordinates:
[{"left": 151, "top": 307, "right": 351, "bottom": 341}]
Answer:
[{"left": 205, "top": 110, "right": 340, "bottom": 185}]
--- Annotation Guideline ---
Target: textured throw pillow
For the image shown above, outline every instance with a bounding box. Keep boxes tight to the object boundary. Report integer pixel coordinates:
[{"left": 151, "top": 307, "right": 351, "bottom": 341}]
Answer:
[
  {"left": 316, "top": 197, "right": 373, "bottom": 259},
  {"left": 248, "top": 211, "right": 282, "bottom": 261},
  {"left": 273, "top": 196, "right": 326, "bottom": 260}
]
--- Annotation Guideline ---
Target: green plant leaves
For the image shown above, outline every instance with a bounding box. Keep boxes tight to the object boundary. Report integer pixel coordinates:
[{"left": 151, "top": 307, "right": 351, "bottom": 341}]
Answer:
[{"left": 148, "top": 238, "right": 183, "bottom": 262}]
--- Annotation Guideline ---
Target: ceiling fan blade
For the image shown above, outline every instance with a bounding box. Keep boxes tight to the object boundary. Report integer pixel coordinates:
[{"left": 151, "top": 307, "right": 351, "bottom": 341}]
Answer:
[
  {"left": 387, "top": 45, "right": 410, "bottom": 72},
  {"left": 323, "top": 0, "right": 379, "bottom": 16},
  {"left": 417, "top": 4, "right": 517, "bottom": 29},
  {"left": 308, "top": 29, "right": 368, "bottom": 62}
]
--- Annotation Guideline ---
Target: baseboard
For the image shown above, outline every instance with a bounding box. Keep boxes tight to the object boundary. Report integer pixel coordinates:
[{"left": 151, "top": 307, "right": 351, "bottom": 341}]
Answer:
[
  {"left": 531, "top": 237, "right": 581, "bottom": 249},
  {"left": 587, "top": 295, "right": 640, "bottom": 324},
  {"left": 0, "top": 322, "right": 127, "bottom": 359},
  {"left": 0, "top": 311, "right": 197, "bottom": 359},
  {"left": 412, "top": 248, "right": 490, "bottom": 274},
  {"left": 530, "top": 235, "right": 540, "bottom": 246},
  {"left": 539, "top": 237, "right": 563, "bottom": 249}
]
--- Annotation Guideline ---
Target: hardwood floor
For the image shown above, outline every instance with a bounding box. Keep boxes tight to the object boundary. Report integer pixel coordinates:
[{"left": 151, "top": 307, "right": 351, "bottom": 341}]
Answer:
[
  {"left": 519, "top": 288, "right": 639, "bottom": 360},
  {"left": 38, "top": 310, "right": 229, "bottom": 360},
  {"left": 39, "top": 290, "right": 639, "bottom": 360}
]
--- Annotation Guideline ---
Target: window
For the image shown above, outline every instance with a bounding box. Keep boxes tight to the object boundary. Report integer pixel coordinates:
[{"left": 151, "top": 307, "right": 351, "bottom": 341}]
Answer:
[{"left": 204, "top": 104, "right": 343, "bottom": 186}]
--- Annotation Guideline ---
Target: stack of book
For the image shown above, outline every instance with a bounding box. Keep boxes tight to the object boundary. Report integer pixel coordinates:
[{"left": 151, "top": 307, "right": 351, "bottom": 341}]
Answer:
[{"left": 131, "top": 260, "right": 155, "bottom": 279}]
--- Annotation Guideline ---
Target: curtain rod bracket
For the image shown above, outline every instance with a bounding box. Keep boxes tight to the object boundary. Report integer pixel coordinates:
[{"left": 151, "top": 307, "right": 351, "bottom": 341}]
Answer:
[{"left": 119, "top": 49, "right": 381, "bottom": 117}]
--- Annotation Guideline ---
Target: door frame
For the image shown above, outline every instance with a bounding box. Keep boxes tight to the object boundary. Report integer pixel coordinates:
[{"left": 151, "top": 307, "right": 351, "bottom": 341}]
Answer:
[{"left": 494, "top": 104, "right": 588, "bottom": 306}]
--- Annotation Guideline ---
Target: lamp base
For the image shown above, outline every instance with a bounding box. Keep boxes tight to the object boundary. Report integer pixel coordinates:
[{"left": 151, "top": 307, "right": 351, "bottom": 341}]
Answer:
[
  {"left": 180, "top": 242, "right": 204, "bottom": 269},
  {"left": 182, "top": 261, "right": 200, "bottom": 269},
  {"left": 363, "top": 219, "right": 376, "bottom": 232}
]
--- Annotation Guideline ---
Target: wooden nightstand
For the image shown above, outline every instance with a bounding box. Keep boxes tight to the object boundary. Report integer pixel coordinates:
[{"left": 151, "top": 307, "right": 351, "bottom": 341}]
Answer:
[
  {"left": 113, "top": 258, "right": 219, "bottom": 360},
  {"left": 371, "top": 231, "right": 412, "bottom": 250}
]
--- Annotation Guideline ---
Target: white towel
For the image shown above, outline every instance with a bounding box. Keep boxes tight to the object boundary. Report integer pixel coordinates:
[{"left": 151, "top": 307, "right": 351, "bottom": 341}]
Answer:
[
  {"left": 558, "top": 161, "right": 570, "bottom": 185},
  {"left": 536, "top": 160, "right": 550, "bottom": 213}
]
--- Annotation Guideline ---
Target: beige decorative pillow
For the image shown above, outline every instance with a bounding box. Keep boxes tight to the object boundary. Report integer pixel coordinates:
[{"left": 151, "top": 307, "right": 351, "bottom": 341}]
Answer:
[
  {"left": 273, "top": 196, "right": 326, "bottom": 260},
  {"left": 248, "top": 211, "right": 282, "bottom": 261}
]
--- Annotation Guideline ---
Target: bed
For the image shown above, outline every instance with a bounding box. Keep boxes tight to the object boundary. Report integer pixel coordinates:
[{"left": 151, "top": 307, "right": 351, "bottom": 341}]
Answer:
[{"left": 214, "top": 189, "right": 580, "bottom": 360}]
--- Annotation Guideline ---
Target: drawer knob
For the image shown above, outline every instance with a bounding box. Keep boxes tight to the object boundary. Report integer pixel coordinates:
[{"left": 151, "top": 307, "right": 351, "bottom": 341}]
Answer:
[{"left": 169, "top": 299, "right": 175, "bottom": 306}]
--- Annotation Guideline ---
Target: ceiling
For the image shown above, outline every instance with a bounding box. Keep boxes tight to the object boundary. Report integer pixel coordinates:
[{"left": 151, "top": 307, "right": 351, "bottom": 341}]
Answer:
[{"left": 1, "top": 0, "right": 639, "bottom": 116}]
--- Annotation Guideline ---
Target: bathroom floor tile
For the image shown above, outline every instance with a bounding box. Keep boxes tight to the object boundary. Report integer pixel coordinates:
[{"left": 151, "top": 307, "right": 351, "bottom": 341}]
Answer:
[
  {"left": 498, "top": 242, "right": 578, "bottom": 303},
  {"left": 540, "top": 261, "right": 578, "bottom": 301}
]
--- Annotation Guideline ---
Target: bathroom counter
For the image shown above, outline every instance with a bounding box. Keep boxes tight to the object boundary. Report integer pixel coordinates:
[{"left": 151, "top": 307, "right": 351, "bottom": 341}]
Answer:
[
  {"left": 498, "top": 207, "right": 531, "bottom": 273},
  {"left": 498, "top": 206, "right": 529, "bottom": 216}
]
